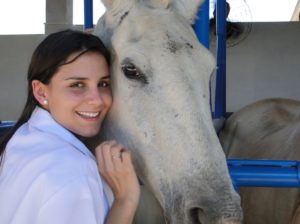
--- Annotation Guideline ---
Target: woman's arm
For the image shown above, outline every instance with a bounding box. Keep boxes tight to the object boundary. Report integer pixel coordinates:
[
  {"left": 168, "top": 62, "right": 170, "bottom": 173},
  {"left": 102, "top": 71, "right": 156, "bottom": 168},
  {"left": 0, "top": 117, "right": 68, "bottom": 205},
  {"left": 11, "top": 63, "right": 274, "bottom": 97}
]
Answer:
[{"left": 95, "top": 141, "right": 141, "bottom": 224}]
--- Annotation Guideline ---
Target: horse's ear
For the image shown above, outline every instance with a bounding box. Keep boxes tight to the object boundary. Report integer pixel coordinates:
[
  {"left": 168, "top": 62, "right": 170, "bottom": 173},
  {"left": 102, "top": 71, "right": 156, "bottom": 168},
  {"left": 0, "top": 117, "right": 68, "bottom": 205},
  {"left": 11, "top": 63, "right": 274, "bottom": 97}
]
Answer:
[
  {"left": 101, "top": 0, "right": 120, "bottom": 9},
  {"left": 170, "top": 0, "right": 204, "bottom": 24},
  {"left": 142, "top": 0, "right": 204, "bottom": 24}
]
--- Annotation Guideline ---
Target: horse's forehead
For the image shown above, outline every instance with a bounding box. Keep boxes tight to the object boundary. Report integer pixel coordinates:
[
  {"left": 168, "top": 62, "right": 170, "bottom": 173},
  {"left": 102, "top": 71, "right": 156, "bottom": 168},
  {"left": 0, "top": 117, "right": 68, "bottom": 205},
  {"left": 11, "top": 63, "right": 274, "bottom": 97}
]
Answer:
[
  {"left": 116, "top": 13, "right": 194, "bottom": 44},
  {"left": 111, "top": 12, "right": 211, "bottom": 61},
  {"left": 102, "top": 7, "right": 215, "bottom": 81}
]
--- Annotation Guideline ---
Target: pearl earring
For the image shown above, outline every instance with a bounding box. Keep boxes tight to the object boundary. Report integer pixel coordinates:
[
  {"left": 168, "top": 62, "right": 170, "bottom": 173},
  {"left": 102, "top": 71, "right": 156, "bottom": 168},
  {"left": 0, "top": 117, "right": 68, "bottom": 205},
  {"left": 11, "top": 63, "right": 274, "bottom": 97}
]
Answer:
[{"left": 43, "top": 99, "right": 48, "bottom": 105}]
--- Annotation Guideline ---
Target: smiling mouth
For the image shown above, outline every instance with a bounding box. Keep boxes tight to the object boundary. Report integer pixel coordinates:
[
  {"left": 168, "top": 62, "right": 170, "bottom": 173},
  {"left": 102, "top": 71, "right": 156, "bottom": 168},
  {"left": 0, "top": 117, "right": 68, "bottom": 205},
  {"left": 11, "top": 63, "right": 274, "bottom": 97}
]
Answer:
[{"left": 76, "top": 111, "right": 100, "bottom": 119}]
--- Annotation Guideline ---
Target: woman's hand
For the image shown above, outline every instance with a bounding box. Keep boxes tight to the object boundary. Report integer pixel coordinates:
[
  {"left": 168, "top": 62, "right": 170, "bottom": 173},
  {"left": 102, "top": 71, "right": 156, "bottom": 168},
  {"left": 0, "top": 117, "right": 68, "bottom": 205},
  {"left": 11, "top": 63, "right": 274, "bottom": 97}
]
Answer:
[{"left": 95, "top": 140, "right": 140, "bottom": 223}]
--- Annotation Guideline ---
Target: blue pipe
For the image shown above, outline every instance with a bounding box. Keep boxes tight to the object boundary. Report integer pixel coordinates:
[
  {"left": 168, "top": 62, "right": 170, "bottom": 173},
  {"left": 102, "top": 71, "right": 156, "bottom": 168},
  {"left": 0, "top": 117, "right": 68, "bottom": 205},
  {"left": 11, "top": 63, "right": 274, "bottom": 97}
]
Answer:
[
  {"left": 0, "top": 121, "right": 15, "bottom": 136},
  {"left": 228, "top": 159, "right": 300, "bottom": 188},
  {"left": 193, "top": 0, "right": 210, "bottom": 49},
  {"left": 193, "top": 0, "right": 212, "bottom": 112},
  {"left": 214, "top": 0, "right": 227, "bottom": 118},
  {"left": 84, "top": 0, "right": 93, "bottom": 30}
]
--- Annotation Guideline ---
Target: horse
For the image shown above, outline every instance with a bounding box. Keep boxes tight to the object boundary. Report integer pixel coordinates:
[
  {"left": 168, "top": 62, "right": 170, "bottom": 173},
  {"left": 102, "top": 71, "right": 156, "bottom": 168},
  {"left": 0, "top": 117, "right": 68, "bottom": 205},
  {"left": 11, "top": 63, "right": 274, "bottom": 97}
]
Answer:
[
  {"left": 219, "top": 98, "right": 300, "bottom": 224},
  {"left": 91, "top": 0, "right": 243, "bottom": 223}
]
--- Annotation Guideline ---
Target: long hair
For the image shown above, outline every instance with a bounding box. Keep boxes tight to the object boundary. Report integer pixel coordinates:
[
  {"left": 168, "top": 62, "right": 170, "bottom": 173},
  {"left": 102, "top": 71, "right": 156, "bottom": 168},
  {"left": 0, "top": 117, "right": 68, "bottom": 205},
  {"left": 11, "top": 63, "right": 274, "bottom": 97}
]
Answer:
[{"left": 0, "top": 29, "right": 110, "bottom": 164}]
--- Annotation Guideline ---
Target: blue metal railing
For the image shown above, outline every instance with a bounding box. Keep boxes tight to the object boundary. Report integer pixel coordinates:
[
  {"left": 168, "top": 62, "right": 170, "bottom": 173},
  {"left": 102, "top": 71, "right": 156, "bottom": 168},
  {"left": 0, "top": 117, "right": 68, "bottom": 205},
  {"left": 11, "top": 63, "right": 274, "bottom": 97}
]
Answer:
[
  {"left": 0, "top": 121, "right": 15, "bottom": 136},
  {"left": 228, "top": 159, "right": 300, "bottom": 190},
  {"left": 84, "top": 0, "right": 94, "bottom": 30},
  {"left": 193, "top": 0, "right": 210, "bottom": 49},
  {"left": 214, "top": 0, "right": 227, "bottom": 119},
  {"left": 193, "top": 0, "right": 227, "bottom": 119}
]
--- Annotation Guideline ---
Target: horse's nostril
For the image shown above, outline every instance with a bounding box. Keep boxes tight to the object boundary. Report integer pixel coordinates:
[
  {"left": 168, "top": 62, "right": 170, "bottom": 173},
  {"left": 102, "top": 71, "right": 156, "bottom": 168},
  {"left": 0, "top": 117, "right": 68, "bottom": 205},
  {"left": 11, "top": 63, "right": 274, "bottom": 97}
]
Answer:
[{"left": 189, "top": 207, "right": 204, "bottom": 224}]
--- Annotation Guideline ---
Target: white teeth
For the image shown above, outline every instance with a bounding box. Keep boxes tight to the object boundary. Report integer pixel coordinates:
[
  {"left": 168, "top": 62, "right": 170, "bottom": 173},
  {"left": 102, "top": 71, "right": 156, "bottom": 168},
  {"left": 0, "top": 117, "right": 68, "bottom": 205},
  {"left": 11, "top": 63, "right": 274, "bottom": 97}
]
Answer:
[{"left": 77, "top": 111, "right": 99, "bottom": 118}]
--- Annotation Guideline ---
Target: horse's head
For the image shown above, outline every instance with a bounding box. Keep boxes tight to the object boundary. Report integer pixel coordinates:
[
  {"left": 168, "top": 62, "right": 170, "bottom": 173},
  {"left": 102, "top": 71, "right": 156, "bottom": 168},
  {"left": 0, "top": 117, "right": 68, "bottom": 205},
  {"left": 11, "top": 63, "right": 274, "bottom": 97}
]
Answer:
[{"left": 94, "top": 0, "right": 242, "bottom": 223}]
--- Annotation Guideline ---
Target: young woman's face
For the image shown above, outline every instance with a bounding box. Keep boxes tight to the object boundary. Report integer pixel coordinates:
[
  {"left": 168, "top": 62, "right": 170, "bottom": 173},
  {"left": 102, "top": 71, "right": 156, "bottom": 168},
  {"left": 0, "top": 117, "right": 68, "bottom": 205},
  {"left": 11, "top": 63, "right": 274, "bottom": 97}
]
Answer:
[{"left": 43, "top": 52, "right": 112, "bottom": 137}]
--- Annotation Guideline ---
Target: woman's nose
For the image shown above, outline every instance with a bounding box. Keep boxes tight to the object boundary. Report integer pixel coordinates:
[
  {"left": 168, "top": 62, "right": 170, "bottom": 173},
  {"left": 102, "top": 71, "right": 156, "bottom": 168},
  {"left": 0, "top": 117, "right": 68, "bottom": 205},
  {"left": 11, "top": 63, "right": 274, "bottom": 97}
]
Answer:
[{"left": 87, "top": 88, "right": 104, "bottom": 105}]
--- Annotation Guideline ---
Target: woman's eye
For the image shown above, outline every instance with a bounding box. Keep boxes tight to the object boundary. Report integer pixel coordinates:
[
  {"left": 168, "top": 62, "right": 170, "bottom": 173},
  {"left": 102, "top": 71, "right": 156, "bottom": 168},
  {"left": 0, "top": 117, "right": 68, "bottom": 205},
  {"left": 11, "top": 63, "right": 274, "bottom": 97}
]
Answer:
[
  {"left": 98, "top": 81, "right": 110, "bottom": 88},
  {"left": 70, "top": 82, "right": 84, "bottom": 88}
]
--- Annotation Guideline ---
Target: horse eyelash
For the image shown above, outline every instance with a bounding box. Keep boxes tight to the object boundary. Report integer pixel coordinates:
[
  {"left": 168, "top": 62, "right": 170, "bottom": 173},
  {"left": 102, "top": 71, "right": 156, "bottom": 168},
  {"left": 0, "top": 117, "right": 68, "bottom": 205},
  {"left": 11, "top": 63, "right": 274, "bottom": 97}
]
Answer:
[{"left": 121, "top": 64, "right": 149, "bottom": 84}]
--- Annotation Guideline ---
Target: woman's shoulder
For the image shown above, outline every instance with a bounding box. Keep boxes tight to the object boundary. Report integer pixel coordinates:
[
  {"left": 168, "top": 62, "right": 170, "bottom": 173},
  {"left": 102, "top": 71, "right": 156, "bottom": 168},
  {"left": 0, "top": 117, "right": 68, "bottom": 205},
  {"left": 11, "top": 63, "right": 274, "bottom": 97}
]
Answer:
[
  {"left": 4, "top": 122, "right": 98, "bottom": 181},
  {"left": 1, "top": 126, "right": 101, "bottom": 202},
  {"left": 8, "top": 121, "right": 94, "bottom": 160}
]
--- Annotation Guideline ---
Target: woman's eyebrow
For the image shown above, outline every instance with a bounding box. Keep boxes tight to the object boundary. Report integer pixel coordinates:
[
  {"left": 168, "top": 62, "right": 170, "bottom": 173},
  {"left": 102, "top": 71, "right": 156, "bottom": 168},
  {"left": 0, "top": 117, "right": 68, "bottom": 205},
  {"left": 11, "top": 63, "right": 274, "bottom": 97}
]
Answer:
[
  {"left": 101, "top": 75, "right": 110, "bottom": 80},
  {"left": 64, "top": 76, "right": 87, "bottom": 81},
  {"left": 64, "top": 75, "right": 110, "bottom": 80}
]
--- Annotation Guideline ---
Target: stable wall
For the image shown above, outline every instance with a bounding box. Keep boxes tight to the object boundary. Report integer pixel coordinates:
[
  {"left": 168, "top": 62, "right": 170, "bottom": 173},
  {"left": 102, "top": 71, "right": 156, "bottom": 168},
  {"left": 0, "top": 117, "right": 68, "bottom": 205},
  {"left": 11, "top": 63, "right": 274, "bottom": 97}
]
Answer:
[
  {"left": 225, "top": 22, "right": 300, "bottom": 112},
  {"left": 0, "top": 35, "right": 44, "bottom": 120},
  {"left": 0, "top": 22, "right": 300, "bottom": 120}
]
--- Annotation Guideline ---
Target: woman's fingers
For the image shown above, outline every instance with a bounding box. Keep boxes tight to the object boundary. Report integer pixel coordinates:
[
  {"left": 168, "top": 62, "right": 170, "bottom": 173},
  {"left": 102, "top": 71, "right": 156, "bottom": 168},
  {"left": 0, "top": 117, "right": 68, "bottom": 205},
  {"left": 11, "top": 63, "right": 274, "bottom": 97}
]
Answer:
[
  {"left": 95, "top": 140, "right": 127, "bottom": 174},
  {"left": 120, "top": 150, "right": 132, "bottom": 166},
  {"left": 95, "top": 140, "right": 140, "bottom": 201},
  {"left": 110, "top": 142, "right": 123, "bottom": 160},
  {"left": 95, "top": 141, "right": 114, "bottom": 175}
]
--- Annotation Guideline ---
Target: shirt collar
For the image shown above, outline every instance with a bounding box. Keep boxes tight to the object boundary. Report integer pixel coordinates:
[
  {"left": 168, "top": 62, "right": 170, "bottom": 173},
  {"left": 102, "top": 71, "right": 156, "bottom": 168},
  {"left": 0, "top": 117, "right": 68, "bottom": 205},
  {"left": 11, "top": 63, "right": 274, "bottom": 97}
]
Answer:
[{"left": 28, "top": 107, "right": 96, "bottom": 160}]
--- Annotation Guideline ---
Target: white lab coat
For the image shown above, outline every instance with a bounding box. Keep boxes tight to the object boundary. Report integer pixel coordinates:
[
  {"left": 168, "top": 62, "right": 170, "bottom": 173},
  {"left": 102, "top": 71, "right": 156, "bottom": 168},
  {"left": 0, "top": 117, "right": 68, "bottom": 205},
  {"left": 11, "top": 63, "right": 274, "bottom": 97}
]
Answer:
[{"left": 0, "top": 107, "right": 113, "bottom": 224}]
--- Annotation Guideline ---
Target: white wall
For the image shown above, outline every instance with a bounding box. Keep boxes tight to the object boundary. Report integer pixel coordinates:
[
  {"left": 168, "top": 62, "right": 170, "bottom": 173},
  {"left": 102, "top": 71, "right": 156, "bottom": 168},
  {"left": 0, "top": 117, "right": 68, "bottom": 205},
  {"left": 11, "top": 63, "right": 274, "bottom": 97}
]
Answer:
[
  {"left": 0, "top": 35, "right": 44, "bottom": 120},
  {"left": 0, "top": 23, "right": 300, "bottom": 120},
  {"left": 225, "top": 22, "right": 300, "bottom": 111}
]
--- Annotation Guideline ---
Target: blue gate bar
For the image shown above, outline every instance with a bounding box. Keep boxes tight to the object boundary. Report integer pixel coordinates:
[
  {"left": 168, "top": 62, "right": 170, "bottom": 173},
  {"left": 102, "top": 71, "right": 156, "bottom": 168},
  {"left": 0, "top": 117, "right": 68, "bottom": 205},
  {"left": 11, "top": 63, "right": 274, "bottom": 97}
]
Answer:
[
  {"left": 84, "top": 0, "right": 93, "bottom": 30},
  {"left": 0, "top": 121, "right": 15, "bottom": 136},
  {"left": 228, "top": 159, "right": 300, "bottom": 188},
  {"left": 193, "top": 0, "right": 210, "bottom": 49},
  {"left": 214, "top": 0, "right": 227, "bottom": 119}
]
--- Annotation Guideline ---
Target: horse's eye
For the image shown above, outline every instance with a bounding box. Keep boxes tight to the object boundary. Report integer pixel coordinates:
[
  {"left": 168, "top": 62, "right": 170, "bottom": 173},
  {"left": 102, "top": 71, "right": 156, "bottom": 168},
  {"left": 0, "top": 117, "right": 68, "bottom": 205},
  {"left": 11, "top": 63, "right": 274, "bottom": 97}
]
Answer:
[{"left": 121, "top": 63, "right": 148, "bottom": 84}]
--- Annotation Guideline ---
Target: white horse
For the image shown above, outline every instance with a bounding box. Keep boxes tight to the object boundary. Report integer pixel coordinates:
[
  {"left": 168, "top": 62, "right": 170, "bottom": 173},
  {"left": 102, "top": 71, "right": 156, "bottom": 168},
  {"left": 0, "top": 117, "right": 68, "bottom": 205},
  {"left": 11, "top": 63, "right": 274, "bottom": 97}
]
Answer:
[
  {"left": 93, "top": 0, "right": 242, "bottom": 223},
  {"left": 220, "top": 98, "right": 300, "bottom": 224}
]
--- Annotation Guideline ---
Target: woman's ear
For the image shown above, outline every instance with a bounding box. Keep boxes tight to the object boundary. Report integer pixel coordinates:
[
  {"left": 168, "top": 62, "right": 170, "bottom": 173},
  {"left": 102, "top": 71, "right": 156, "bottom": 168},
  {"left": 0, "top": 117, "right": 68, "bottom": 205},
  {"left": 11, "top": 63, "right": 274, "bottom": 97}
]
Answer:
[{"left": 32, "top": 80, "right": 49, "bottom": 107}]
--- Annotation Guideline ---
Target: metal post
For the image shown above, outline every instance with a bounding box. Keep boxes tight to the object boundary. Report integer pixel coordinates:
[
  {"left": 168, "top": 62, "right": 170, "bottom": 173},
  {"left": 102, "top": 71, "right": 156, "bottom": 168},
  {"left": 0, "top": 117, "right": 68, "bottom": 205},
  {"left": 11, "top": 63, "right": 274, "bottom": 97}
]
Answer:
[
  {"left": 193, "top": 0, "right": 210, "bottom": 49},
  {"left": 84, "top": 0, "right": 93, "bottom": 30},
  {"left": 193, "top": 0, "right": 214, "bottom": 117},
  {"left": 214, "top": 0, "right": 227, "bottom": 119}
]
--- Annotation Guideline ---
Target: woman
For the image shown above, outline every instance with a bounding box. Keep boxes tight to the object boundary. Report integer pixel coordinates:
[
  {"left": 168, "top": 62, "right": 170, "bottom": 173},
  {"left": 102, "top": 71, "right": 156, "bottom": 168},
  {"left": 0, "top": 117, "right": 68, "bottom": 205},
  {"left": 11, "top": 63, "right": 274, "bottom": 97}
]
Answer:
[{"left": 0, "top": 29, "right": 140, "bottom": 224}]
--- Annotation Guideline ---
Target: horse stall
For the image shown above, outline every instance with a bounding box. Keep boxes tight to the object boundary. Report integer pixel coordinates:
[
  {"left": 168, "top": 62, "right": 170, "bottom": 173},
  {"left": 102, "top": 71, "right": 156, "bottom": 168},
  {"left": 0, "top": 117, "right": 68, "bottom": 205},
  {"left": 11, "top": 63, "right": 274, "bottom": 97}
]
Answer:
[{"left": 1, "top": 0, "right": 300, "bottom": 223}]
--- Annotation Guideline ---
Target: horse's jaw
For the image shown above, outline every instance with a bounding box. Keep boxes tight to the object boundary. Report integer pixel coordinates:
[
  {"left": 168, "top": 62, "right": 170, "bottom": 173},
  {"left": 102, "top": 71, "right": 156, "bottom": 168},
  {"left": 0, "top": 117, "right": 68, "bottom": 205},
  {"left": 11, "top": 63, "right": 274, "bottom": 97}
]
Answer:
[{"left": 100, "top": 104, "right": 242, "bottom": 223}]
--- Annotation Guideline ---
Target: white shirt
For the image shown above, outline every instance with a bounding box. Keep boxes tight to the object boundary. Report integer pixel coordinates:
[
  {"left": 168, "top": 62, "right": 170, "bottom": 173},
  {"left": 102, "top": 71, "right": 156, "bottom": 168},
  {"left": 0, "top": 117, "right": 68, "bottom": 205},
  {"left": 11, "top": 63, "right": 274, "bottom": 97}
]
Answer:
[{"left": 0, "top": 107, "right": 112, "bottom": 224}]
